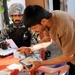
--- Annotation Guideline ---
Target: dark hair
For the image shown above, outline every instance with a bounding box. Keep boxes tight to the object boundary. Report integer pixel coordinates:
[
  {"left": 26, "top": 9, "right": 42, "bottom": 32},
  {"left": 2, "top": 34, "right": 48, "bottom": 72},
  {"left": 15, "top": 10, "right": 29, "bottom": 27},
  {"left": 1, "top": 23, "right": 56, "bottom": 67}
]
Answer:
[{"left": 23, "top": 5, "right": 52, "bottom": 28}]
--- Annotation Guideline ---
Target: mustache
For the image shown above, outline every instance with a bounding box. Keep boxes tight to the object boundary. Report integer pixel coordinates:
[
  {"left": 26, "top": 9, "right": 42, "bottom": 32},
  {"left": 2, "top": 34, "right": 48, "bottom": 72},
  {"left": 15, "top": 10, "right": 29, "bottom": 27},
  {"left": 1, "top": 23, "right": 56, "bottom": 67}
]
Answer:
[{"left": 15, "top": 20, "right": 21, "bottom": 22}]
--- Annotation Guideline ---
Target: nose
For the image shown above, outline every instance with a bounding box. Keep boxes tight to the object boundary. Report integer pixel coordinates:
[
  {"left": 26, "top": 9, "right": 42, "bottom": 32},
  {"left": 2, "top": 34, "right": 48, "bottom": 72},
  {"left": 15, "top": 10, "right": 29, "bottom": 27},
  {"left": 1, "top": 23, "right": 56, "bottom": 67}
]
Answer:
[{"left": 16, "top": 15, "right": 20, "bottom": 19}]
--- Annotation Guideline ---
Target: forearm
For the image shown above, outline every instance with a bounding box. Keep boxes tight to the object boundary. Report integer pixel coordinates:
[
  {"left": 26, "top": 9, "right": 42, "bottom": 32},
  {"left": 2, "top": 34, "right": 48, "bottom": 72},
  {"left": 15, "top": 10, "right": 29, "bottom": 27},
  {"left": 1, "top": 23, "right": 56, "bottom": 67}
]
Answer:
[
  {"left": 31, "top": 42, "right": 52, "bottom": 52},
  {"left": 40, "top": 54, "right": 73, "bottom": 66},
  {"left": 37, "top": 65, "right": 69, "bottom": 74},
  {"left": 39, "top": 37, "right": 51, "bottom": 43}
]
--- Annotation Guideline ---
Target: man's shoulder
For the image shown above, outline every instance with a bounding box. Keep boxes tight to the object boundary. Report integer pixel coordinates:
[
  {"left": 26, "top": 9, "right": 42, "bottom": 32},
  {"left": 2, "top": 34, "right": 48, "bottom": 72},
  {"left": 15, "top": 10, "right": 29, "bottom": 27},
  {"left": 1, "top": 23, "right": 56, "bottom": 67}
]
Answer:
[
  {"left": 51, "top": 10, "right": 72, "bottom": 20},
  {"left": 51, "top": 10, "right": 66, "bottom": 15},
  {"left": 51, "top": 10, "right": 73, "bottom": 16}
]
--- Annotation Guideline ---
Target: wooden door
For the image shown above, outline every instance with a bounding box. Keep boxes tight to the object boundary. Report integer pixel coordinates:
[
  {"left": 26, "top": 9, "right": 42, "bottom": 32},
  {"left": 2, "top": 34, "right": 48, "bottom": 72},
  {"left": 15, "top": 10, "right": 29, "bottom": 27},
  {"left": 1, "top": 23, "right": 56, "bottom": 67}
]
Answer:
[{"left": 25, "top": 0, "right": 45, "bottom": 8}]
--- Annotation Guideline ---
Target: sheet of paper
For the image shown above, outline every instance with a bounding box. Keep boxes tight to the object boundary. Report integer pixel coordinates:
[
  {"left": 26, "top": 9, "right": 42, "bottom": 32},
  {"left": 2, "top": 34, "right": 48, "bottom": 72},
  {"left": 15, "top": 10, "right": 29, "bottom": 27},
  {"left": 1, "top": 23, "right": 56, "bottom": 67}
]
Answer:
[
  {"left": 0, "top": 71, "right": 10, "bottom": 75},
  {"left": 7, "top": 63, "right": 21, "bottom": 70},
  {"left": 0, "top": 48, "right": 16, "bottom": 56},
  {"left": 6, "top": 39, "right": 18, "bottom": 49},
  {"left": 13, "top": 51, "right": 25, "bottom": 58}
]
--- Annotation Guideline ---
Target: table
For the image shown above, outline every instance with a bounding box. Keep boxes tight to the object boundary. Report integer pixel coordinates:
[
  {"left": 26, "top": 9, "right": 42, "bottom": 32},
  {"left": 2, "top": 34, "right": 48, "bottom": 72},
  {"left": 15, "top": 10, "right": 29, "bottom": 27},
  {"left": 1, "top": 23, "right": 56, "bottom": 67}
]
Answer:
[
  {"left": 0, "top": 54, "right": 35, "bottom": 75},
  {"left": 0, "top": 55, "right": 23, "bottom": 75}
]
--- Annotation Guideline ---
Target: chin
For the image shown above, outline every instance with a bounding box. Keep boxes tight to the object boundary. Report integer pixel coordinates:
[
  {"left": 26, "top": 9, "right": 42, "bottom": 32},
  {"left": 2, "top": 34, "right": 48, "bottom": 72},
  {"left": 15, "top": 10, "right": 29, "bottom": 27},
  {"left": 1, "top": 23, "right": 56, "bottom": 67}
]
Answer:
[{"left": 14, "top": 22, "right": 20, "bottom": 25}]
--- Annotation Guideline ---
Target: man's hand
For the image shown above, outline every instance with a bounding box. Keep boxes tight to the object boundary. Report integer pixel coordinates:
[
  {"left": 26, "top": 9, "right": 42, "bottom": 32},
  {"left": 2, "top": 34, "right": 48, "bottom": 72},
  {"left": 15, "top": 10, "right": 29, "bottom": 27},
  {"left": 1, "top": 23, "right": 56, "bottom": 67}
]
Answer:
[
  {"left": 17, "top": 47, "right": 32, "bottom": 54},
  {"left": 25, "top": 61, "right": 42, "bottom": 72}
]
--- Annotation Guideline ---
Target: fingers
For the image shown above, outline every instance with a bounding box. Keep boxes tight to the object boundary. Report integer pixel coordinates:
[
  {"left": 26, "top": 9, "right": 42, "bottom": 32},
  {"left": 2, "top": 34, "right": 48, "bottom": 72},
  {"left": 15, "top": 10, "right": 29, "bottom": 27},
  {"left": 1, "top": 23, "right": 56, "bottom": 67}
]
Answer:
[
  {"left": 24, "top": 62, "right": 36, "bottom": 72},
  {"left": 17, "top": 46, "right": 32, "bottom": 54},
  {"left": 25, "top": 61, "right": 41, "bottom": 72},
  {"left": 22, "top": 61, "right": 34, "bottom": 72},
  {"left": 17, "top": 47, "right": 25, "bottom": 54},
  {"left": 29, "top": 64, "right": 37, "bottom": 72}
]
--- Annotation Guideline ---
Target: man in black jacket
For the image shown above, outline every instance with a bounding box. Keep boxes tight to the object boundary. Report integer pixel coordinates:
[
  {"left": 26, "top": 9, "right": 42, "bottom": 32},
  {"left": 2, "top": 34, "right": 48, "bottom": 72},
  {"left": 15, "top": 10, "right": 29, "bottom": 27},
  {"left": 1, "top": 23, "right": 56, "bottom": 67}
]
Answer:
[{"left": 1, "top": 3, "right": 31, "bottom": 47}]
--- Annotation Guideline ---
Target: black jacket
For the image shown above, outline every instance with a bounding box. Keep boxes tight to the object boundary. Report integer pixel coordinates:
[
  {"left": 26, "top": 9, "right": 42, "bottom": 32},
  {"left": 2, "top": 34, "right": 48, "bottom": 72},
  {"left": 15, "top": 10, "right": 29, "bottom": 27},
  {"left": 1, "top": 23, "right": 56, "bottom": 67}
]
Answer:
[{"left": 7, "top": 23, "right": 31, "bottom": 47}]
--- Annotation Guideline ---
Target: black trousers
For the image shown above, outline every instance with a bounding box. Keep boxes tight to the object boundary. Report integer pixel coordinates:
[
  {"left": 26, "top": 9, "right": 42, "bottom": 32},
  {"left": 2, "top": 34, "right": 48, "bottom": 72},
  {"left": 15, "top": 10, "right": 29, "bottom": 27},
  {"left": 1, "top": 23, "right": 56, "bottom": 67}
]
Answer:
[{"left": 67, "top": 62, "right": 75, "bottom": 75}]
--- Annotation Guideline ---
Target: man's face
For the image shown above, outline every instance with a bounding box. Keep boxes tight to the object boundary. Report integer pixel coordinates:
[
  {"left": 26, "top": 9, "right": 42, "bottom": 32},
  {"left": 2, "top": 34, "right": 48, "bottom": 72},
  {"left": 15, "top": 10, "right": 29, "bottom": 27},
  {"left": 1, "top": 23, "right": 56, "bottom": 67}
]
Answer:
[
  {"left": 30, "top": 24, "right": 46, "bottom": 33},
  {"left": 30, "top": 19, "right": 48, "bottom": 33},
  {"left": 12, "top": 14, "right": 23, "bottom": 25}
]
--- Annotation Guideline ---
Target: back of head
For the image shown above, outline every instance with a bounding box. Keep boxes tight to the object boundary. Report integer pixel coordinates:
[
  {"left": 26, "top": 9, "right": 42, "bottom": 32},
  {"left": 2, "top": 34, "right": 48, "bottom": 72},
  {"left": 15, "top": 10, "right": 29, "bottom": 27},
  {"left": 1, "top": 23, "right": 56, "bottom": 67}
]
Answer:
[
  {"left": 9, "top": 3, "right": 24, "bottom": 16},
  {"left": 23, "top": 5, "right": 51, "bottom": 28}
]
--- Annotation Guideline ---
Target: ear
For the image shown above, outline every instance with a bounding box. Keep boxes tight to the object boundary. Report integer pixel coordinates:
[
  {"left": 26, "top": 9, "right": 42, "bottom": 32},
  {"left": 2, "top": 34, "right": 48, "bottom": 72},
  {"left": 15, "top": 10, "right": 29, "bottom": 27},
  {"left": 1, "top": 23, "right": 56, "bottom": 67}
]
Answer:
[{"left": 41, "top": 18, "right": 47, "bottom": 25}]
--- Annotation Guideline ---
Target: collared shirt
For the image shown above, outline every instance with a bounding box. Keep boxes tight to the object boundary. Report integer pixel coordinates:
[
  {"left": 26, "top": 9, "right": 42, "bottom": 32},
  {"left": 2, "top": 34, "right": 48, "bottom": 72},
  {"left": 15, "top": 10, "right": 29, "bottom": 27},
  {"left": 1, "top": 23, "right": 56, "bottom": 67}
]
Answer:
[{"left": 50, "top": 10, "right": 75, "bottom": 64}]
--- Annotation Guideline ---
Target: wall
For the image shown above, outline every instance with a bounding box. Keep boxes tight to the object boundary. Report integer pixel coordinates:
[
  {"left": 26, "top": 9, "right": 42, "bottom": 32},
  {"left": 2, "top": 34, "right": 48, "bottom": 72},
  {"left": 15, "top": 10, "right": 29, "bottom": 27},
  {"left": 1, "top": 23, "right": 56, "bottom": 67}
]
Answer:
[
  {"left": 67, "top": 0, "right": 75, "bottom": 15},
  {"left": 25, "top": 0, "right": 45, "bottom": 8},
  {"left": 49, "top": 0, "right": 53, "bottom": 12},
  {"left": 48, "top": 0, "right": 75, "bottom": 15}
]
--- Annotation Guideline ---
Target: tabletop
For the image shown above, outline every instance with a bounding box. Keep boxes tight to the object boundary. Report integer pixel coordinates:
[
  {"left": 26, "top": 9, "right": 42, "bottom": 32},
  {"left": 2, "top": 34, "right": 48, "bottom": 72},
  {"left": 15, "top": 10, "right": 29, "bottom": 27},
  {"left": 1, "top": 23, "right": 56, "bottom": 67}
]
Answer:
[{"left": 0, "top": 55, "right": 23, "bottom": 75}]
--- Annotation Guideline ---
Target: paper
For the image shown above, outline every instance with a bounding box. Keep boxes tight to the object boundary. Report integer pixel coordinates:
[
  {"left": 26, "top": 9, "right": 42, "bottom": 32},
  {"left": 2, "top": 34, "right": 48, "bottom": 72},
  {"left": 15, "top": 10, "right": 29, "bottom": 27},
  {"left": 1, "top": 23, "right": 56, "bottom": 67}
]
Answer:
[
  {"left": 0, "top": 71, "right": 10, "bottom": 75},
  {"left": 7, "top": 64, "right": 21, "bottom": 70},
  {"left": 6, "top": 39, "right": 18, "bottom": 49},
  {"left": 13, "top": 51, "right": 25, "bottom": 58},
  {"left": 0, "top": 48, "right": 16, "bottom": 56}
]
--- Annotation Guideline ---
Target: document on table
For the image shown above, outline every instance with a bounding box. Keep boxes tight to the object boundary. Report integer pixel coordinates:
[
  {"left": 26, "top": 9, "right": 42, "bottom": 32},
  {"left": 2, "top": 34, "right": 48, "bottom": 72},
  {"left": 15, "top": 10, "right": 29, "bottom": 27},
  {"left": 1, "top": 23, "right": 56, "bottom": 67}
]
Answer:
[
  {"left": 0, "top": 48, "right": 16, "bottom": 56},
  {"left": 6, "top": 39, "right": 18, "bottom": 49},
  {"left": 0, "top": 71, "right": 10, "bottom": 75},
  {"left": 7, "top": 63, "right": 21, "bottom": 70},
  {"left": 0, "top": 39, "right": 18, "bottom": 57}
]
